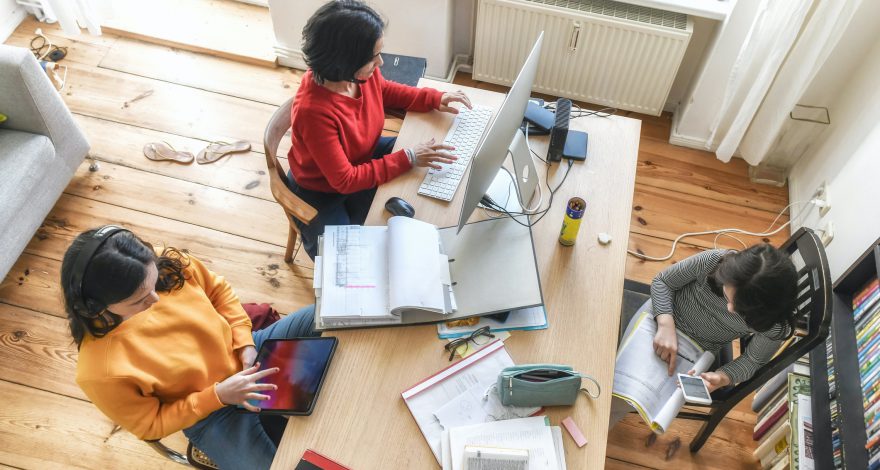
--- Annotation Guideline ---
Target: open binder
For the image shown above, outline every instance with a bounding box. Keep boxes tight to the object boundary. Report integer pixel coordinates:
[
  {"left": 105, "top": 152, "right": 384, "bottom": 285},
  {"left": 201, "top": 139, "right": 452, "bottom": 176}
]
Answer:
[{"left": 313, "top": 216, "right": 543, "bottom": 329}]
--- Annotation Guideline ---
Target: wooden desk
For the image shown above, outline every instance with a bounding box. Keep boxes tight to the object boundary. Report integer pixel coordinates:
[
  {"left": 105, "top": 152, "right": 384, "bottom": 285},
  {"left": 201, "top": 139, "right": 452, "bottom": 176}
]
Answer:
[{"left": 272, "top": 79, "right": 640, "bottom": 469}]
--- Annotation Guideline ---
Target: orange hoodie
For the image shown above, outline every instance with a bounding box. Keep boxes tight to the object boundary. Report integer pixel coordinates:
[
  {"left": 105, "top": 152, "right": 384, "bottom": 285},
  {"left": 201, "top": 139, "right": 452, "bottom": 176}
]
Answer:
[{"left": 76, "top": 254, "right": 254, "bottom": 440}]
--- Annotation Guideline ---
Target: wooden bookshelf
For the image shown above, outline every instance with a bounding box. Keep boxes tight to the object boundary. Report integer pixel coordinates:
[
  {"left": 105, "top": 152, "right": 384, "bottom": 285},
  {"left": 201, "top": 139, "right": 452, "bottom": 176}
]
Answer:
[{"left": 811, "top": 238, "right": 880, "bottom": 469}]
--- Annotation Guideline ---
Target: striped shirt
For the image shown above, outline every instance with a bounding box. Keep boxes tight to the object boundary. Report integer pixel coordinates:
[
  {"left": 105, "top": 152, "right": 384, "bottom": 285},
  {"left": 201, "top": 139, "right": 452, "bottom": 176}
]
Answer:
[{"left": 650, "top": 249, "right": 788, "bottom": 384}]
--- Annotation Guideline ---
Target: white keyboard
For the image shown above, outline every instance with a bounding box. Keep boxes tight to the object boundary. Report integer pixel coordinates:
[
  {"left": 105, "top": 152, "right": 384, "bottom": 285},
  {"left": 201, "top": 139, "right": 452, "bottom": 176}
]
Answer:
[{"left": 417, "top": 105, "right": 493, "bottom": 201}]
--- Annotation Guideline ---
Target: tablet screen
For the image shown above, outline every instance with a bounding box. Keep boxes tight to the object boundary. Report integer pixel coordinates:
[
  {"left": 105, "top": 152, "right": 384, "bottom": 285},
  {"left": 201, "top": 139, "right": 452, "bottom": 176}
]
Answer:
[{"left": 248, "top": 337, "right": 338, "bottom": 415}]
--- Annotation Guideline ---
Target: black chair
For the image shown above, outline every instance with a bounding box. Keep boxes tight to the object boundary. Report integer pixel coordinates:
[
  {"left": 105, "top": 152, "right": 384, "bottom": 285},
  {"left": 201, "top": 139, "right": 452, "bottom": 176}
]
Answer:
[{"left": 618, "top": 227, "right": 832, "bottom": 452}]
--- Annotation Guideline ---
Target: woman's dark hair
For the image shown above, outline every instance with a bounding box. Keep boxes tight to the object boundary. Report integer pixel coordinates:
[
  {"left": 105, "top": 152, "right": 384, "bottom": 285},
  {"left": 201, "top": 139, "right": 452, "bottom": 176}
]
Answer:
[
  {"left": 302, "top": 0, "right": 385, "bottom": 84},
  {"left": 708, "top": 244, "right": 798, "bottom": 336},
  {"left": 60, "top": 229, "right": 189, "bottom": 348}
]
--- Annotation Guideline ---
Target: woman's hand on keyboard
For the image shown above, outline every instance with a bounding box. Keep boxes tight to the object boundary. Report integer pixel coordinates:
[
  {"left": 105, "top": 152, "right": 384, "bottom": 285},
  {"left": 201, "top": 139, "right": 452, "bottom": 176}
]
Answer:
[
  {"left": 438, "top": 91, "right": 473, "bottom": 114},
  {"left": 412, "top": 138, "right": 458, "bottom": 170}
]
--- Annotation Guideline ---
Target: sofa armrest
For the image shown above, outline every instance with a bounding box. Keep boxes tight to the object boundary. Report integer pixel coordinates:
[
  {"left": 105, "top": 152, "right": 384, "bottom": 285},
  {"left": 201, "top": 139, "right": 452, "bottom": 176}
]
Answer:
[{"left": 0, "top": 45, "right": 89, "bottom": 167}]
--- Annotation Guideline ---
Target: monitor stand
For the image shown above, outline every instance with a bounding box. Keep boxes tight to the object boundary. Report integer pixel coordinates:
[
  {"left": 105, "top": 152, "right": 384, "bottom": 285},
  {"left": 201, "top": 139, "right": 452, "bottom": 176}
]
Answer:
[{"left": 481, "top": 128, "right": 539, "bottom": 213}]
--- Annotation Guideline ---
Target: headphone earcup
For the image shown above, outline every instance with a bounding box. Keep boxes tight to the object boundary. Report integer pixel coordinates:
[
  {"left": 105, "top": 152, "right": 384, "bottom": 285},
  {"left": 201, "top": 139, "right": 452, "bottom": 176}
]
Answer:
[{"left": 79, "top": 298, "right": 105, "bottom": 319}]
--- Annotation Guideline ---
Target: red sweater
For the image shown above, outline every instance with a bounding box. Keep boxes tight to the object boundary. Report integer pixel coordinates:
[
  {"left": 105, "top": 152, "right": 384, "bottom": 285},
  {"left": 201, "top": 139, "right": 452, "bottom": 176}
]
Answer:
[{"left": 289, "top": 69, "right": 443, "bottom": 194}]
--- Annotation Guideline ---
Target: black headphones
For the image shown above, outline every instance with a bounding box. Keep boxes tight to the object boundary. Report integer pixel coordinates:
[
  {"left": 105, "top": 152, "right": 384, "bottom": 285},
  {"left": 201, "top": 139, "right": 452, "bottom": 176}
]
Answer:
[{"left": 69, "top": 225, "right": 131, "bottom": 319}]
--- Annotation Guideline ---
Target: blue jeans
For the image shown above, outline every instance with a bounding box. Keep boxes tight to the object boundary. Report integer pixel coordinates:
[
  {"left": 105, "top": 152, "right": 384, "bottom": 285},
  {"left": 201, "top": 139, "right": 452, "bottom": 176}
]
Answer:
[
  {"left": 287, "top": 136, "right": 397, "bottom": 260},
  {"left": 183, "top": 305, "right": 320, "bottom": 470}
]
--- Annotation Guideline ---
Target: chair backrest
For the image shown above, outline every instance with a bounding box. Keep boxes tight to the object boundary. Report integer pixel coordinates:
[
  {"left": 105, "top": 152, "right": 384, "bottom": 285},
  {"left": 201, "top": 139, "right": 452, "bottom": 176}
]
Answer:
[
  {"left": 716, "top": 227, "right": 833, "bottom": 403},
  {"left": 263, "top": 97, "right": 317, "bottom": 225}
]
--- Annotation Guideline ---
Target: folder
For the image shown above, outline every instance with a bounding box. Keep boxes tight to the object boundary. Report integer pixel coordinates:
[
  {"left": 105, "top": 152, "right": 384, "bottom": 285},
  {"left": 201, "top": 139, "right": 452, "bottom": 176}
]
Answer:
[{"left": 314, "top": 216, "right": 543, "bottom": 330}]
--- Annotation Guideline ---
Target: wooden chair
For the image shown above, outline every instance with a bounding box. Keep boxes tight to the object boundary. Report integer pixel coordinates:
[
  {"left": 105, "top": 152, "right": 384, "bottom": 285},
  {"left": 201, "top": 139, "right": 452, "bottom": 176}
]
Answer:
[
  {"left": 263, "top": 97, "right": 318, "bottom": 263},
  {"left": 619, "top": 227, "right": 832, "bottom": 452},
  {"left": 263, "top": 97, "right": 407, "bottom": 262}
]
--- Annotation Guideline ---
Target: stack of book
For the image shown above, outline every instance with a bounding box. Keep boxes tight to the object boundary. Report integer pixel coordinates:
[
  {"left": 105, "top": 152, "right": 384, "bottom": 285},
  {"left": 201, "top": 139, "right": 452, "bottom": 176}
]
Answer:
[
  {"left": 751, "top": 359, "right": 813, "bottom": 469},
  {"left": 852, "top": 279, "right": 880, "bottom": 469},
  {"left": 825, "top": 335, "right": 844, "bottom": 468}
]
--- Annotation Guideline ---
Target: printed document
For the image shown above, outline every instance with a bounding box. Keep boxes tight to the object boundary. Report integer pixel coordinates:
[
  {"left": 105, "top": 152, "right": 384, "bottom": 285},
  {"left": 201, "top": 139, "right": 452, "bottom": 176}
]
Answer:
[{"left": 612, "top": 311, "right": 715, "bottom": 433}]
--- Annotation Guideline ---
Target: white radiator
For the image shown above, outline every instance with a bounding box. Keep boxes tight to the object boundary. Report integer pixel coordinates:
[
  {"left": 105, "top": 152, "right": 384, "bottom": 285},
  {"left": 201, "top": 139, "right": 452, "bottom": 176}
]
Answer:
[{"left": 473, "top": 0, "right": 693, "bottom": 116}]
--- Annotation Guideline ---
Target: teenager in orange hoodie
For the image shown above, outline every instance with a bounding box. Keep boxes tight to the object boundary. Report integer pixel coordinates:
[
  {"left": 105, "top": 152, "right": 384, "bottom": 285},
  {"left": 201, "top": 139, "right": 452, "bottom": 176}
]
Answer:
[{"left": 61, "top": 227, "right": 318, "bottom": 469}]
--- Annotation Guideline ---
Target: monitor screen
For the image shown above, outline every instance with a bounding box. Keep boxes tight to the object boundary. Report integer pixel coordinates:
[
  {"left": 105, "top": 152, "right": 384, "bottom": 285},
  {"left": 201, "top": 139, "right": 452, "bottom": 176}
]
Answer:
[{"left": 457, "top": 32, "right": 544, "bottom": 233}]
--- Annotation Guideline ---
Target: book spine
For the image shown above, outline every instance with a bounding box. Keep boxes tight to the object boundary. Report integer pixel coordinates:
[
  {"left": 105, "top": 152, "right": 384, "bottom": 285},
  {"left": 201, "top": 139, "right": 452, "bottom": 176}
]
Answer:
[
  {"left": 854, "top": 280, "right": 880, "bottom": 309},
  {"left": 755, "top": 403, "right": 790, "bottom": 441}
]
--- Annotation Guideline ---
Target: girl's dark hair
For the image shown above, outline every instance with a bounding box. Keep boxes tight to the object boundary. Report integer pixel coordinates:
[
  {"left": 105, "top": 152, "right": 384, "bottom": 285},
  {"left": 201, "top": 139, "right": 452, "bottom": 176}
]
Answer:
[
  {"left": 302, "top": 0, "right": 385, "bottom": 84},
  {"left": 708, "top": 244, "right": 798, "bottom": 337},
  {"left": 60, "top": 229, "right": 189, "bottom": 348}
]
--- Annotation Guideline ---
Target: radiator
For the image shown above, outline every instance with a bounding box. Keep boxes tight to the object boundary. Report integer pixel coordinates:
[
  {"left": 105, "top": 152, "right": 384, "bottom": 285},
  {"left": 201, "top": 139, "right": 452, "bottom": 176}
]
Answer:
[{"left": 473, "top": 0, "right": 693, "bottom": 116}]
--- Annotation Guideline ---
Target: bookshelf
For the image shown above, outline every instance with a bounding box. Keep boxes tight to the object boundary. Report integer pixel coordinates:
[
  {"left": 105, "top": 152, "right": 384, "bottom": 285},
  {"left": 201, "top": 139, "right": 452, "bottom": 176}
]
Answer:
[{"left": 811, "top": 237, "right": 880, "bottom": 469}]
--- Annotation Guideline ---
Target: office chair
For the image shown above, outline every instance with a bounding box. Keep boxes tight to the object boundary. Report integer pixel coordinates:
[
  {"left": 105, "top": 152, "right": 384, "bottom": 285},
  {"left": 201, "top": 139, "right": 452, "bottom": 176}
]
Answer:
[{"left": 618, "top": 227, "right": 832, "bottom": 452}]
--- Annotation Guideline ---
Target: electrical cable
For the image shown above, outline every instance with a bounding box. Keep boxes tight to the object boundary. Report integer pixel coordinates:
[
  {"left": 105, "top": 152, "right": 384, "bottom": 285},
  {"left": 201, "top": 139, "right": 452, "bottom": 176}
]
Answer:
[{"left": 626, "top": 200, "right": 819, "bottom": 262}]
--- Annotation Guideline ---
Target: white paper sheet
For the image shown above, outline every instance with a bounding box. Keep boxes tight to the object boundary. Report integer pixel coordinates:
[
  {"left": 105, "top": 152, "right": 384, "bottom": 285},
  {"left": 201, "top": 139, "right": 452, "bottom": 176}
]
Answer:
[
  {"left": 320, "top": 225, "right": 392, "bottom": 318},
  {"left": 402, "top": 341, "right": 514, "bottom": 464},
  {"left": 387, "top": 216, "right": 448, "bottom": 313},
  {"left": 551, "top": 426, "right": 567, "bottom": 470},
  {"left": 433, "top": 380, "right": 539, "bottom": 430},
  {"left": 612, "top": 312, "right": 715, "bottom": 433},
  {"left": 448, "top": 417, "right": 559, "bottom": 470}
]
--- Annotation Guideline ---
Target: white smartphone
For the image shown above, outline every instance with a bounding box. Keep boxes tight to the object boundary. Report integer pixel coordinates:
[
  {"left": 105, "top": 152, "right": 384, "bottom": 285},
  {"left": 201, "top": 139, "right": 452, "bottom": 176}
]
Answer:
[{"left": 677, "top": 373, "right": 712, "bottom": 405}]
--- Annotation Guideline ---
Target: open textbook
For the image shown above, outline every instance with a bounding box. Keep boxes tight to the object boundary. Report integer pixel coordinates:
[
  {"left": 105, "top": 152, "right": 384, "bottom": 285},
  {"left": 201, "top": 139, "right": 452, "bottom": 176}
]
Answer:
[
  {"left": 612, "top": 312, "right": 715, "bottom": 433},
  {"left": 315, "top": 216, "right": 455, "bottom": 327}
]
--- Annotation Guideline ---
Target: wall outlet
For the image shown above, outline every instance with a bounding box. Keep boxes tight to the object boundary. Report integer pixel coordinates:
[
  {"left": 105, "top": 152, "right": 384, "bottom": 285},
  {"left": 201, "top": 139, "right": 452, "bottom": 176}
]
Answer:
[
  {"left": 819, "top": 221, "right": 834, "bottom": 247},
  {"left": 814, "top": 182, "right": 831, "bottom": 217}
]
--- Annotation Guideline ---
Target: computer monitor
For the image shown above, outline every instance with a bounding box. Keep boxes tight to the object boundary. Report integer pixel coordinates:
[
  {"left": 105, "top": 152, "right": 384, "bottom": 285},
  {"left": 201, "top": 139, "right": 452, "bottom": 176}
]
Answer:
[{"left": 457, "top": 32, "right": 544, "bottom": 233}]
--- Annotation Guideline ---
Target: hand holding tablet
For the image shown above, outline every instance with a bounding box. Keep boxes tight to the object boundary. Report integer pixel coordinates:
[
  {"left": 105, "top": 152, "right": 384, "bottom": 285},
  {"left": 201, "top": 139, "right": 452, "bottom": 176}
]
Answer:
[
  {"left": 217, "top": 363, "right": 281, "bottom": 412},
  {"left": 238, "top": 337, "right": 339, "bottom": 415}
]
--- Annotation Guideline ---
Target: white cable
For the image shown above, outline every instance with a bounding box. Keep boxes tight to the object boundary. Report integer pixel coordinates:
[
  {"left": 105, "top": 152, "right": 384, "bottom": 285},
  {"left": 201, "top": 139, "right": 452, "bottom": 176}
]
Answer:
[{"left": 627, "top": 200, "right": 815, "bottom": 262}]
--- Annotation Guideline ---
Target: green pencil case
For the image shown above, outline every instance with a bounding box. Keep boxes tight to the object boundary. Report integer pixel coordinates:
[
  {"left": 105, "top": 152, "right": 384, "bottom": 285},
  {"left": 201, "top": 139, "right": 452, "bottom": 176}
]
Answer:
[{"left": 497, "top": 364, "right": 601, "bottom": 407}]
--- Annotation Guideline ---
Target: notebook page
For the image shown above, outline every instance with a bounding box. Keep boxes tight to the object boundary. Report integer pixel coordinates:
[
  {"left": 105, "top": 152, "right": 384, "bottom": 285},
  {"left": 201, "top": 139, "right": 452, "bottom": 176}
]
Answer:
[
  {"left": 387, "top": 216, "right": 447, "bottom": 313},
  {"left": 320, "top": 225, "right": 391, "bottom": 318}
]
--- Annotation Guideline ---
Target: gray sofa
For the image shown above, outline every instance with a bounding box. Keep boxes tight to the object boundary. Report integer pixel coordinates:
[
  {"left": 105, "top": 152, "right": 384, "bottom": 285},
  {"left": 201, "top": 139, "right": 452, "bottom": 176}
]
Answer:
[{"left": 0, "top": 45, "right": 89, "bottom": 280}]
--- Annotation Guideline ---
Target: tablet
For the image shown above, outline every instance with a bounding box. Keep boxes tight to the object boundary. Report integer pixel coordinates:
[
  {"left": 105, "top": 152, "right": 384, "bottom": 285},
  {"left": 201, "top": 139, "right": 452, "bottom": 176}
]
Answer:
[{"left": 246, "top": 337, "right": 338, "bottom": 415}]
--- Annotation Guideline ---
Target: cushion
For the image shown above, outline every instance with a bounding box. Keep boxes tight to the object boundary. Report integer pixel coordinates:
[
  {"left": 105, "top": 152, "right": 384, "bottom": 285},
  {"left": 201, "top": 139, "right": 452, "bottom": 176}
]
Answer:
[{"left": 0, "top": 129, "right": 71, "bottom": 280}]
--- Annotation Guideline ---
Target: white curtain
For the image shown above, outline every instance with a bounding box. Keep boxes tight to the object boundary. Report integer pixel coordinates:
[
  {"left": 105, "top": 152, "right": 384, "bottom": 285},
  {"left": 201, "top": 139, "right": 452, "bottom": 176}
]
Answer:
[
  {"left": 41, "top": 0, "right": 115, "bottom": 36},
  {"left": 708, "top": 0, "right": 862, "bottom": 165}
]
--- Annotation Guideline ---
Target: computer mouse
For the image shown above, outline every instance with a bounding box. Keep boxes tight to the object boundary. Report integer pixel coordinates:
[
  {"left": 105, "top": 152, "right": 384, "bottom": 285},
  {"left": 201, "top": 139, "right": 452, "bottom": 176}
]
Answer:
[{"left": 384, "top": 197, "right": 415, "bottom": 218}]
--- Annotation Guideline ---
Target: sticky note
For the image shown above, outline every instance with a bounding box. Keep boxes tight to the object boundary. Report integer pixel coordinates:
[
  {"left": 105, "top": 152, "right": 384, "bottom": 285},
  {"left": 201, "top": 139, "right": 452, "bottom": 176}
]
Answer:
[{"left": 562, "top": 416, "right": 587, "bottom": 447}]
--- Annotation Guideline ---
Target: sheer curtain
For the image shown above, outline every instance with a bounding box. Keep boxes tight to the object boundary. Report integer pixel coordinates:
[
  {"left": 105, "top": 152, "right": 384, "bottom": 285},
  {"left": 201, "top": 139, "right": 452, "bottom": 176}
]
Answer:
[
  {"left": 40, "top": 0, "right": 115, "bottom": 35},
  {"left": 708, "top": 0, "right": 862, "bottom": 165}
]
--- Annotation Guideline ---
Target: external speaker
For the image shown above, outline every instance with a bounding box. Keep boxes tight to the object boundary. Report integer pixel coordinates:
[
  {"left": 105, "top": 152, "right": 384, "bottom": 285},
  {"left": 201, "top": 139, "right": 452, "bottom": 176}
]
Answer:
[{"left": 547, "top": 98, "right": 571, "bottom": 162}]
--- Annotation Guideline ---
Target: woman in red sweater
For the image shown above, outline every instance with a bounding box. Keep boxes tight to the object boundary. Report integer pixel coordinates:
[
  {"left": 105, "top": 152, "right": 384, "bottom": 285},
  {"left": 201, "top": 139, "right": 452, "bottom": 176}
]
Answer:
[{"left": 288, "top": 0, "right": 472, "bottom": 259}]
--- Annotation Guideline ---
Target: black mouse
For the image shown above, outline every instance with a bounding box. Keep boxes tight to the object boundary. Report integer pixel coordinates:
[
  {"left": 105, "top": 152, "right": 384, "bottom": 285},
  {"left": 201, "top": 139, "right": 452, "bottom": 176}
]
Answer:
[{"left": 384, "top": 197, "right": 415, "bottom": 218}]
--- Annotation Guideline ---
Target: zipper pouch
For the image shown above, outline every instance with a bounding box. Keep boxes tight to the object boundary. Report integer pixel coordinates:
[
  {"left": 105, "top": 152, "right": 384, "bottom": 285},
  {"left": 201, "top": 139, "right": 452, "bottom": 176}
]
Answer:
[{"left": 497, "top": 364, "right": 601, "bottom": 407}]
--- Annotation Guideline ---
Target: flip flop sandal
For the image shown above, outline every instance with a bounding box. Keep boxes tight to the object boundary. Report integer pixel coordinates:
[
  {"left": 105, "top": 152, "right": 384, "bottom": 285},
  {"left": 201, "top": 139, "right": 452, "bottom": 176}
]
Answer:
[
  {"left": 196, "top": 140, "right": 251, "bottom": 164},
  {"left": 143, "top": 141, "right": 194, "bottom": 164}
]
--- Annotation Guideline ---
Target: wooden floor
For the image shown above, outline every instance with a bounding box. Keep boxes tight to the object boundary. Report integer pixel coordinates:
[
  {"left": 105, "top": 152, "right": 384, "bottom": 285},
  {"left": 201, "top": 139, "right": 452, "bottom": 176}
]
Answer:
[{"left": 1, "top": 10, "right": 787, "bottom": 470}]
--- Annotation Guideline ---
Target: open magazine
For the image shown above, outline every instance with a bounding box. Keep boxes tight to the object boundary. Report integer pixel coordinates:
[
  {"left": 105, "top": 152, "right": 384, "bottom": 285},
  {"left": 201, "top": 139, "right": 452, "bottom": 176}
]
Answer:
[{"left": 612, "top": 312, "right": 715, "bottom": 434}]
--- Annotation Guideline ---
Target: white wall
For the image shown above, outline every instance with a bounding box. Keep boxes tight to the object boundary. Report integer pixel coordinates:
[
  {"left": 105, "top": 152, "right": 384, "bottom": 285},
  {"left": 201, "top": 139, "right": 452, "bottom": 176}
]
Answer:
[
  {"left": 788, "top": 34, "right": 880, "bottom": 282},
  {"left": 268, "top": 0, "right": 454, "bottom": 79},
  {"left": 0, "top": 0, "right": 25, "bottom": 43}
]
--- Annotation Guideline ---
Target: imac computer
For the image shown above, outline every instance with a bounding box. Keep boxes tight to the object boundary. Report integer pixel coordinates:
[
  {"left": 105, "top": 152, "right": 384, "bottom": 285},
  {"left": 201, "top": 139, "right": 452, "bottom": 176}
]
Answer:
[{"left": 456, "top": 32, "right": 545, "bottom": 233}]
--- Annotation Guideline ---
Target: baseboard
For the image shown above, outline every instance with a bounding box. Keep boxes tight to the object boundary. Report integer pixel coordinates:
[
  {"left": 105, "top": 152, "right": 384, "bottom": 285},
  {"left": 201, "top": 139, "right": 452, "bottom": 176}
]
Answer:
[
  {"left": 1, "top": 7, "right": 26, "bottom": 43},
  {"left": 274, "top": 43, "right": 307, "bottom": 72},
  {"left": 668, "top": 131, "right": 712, "bottom": 150}
]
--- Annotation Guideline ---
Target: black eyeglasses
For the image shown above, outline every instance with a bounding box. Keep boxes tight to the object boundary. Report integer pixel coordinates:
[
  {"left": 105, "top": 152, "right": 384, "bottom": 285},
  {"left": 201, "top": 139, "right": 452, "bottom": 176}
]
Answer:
[{"left": 444, "top": 326, "right": 495, "bottom": 361}]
